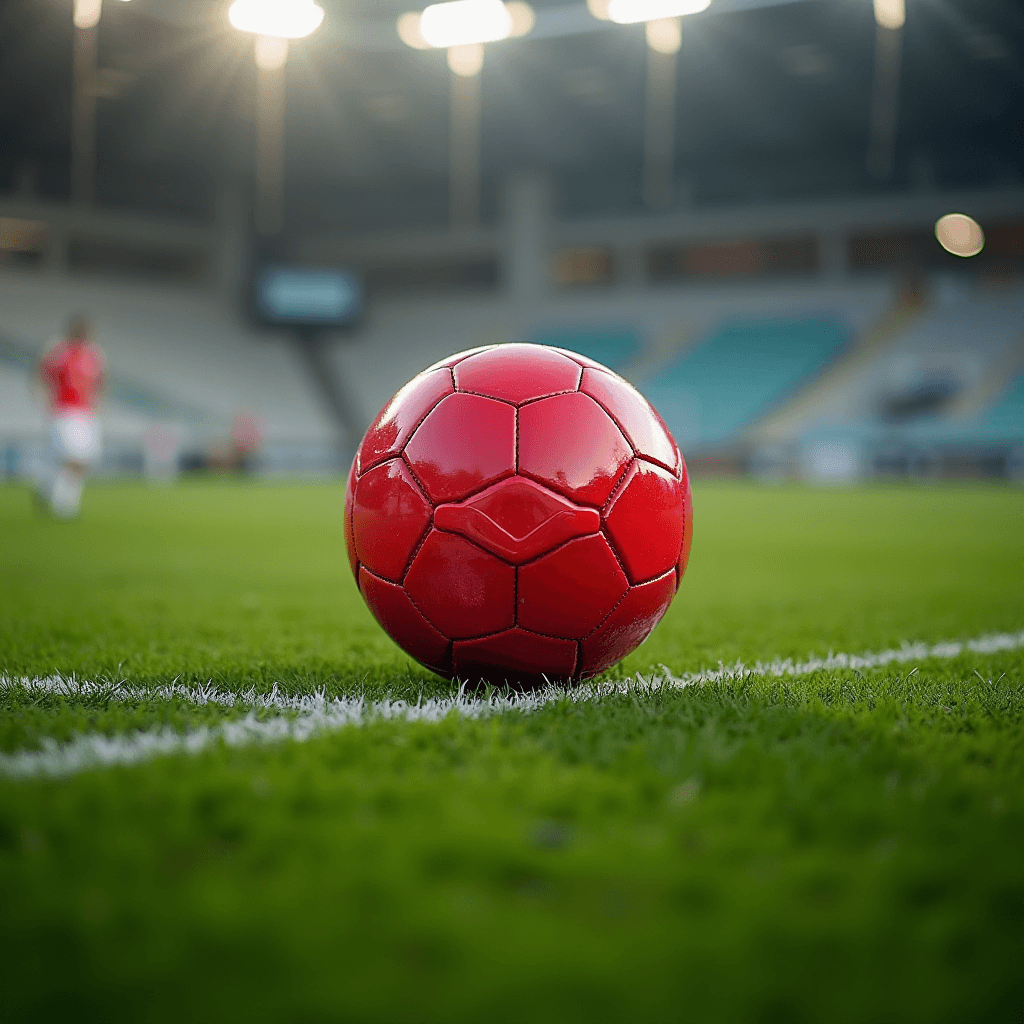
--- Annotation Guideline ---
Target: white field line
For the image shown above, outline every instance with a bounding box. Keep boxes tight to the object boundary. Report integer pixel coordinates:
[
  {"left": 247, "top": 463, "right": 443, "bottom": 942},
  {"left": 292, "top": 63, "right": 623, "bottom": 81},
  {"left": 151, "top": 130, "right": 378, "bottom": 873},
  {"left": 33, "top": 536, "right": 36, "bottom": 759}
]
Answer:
[{"left": 1, "top": 629, "right": 1021, "bottom": 781}]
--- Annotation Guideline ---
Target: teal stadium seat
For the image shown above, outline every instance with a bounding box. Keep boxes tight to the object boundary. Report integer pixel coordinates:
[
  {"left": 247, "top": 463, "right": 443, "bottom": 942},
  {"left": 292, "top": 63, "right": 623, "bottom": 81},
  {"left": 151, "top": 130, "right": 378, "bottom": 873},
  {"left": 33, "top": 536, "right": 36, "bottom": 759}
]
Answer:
[
  {"left": 906, "top": 376, "right": 1024, "bottom": 446},
  {"left": 643, "top": 319, "right": 847, "bottom": 449}
]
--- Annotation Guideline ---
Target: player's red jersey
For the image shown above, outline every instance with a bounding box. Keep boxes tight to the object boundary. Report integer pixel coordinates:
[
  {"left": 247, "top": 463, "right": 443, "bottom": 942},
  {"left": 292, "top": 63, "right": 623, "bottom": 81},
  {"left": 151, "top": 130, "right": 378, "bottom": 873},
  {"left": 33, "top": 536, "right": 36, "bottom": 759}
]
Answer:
[{"left": 40, "top": 341, "right": 105, "bottom": 414}]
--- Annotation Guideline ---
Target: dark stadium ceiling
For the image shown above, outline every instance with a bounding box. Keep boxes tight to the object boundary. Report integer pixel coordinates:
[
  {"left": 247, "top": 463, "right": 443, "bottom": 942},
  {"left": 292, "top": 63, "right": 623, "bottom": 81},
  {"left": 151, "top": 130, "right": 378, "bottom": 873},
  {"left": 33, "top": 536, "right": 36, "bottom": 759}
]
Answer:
[{"left": 0, "top": 0, "right": 1021, "bottom": 231}]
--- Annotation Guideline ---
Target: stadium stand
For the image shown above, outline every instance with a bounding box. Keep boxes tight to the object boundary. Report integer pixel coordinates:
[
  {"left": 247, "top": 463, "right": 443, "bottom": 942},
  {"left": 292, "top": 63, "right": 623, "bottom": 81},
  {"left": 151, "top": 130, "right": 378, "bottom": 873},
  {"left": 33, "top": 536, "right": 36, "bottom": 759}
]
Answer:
[
  {"left": 641, "top": 318, "right": 849, "bottom": 450},
  {"left": 770, "top": 280, "right": 1024, "bottom": 450},
  {"left": 1, "top": 187, "right": 1020, "bottom": 480},
  {"left": 333, "top": 278, "right": 896, "bottom": 442},
  {"left": 0, "top": 269, "right": 336, "bottom": 473}
]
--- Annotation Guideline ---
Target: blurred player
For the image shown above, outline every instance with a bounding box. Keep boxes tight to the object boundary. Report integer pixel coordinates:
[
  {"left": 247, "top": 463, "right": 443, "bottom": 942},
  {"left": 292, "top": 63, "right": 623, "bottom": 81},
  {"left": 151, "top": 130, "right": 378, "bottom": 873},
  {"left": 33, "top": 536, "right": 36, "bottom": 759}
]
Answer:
[{"left": 37, "top": 315, "right": 105, "bottom": 518}]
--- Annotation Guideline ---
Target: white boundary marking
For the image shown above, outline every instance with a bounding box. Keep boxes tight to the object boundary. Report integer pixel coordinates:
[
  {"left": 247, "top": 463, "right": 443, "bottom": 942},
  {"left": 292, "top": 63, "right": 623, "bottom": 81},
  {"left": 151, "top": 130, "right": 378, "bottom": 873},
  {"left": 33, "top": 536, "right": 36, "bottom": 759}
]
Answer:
[{"left": 1, "top": 629, "right": 1021, "bottom": 780}]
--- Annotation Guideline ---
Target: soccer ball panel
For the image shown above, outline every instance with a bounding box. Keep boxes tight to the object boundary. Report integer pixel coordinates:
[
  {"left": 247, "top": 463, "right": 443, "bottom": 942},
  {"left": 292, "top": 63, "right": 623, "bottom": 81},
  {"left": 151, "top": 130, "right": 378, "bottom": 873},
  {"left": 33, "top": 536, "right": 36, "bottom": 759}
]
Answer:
[
  {"left": 518, "top": 392, "right": 632, "bottom": 508},
  {"left": 580, "top": 367, "right": 679, "bottom": 477},
  {"left": 432, "top": 477, "right": 600, "bottom": 565},
  {"left": 453, "top": 344, "right": 582, "bottom": 405},
  {"left": 359, "top": 367, "right": 454, "bottom": 474},
  {"left": 405, "top": 393, "right": 516, "bottom": 504},
  {"left": 517, "top": 534, "right": 629, "bottom": 639},
  {"left": 352, "top": 459, "right": 432, "bottom": 583},
  {"left": 344, "top": 458, "right": 358, "bottom": 579},
  {"left": 604, "top": 460, "right": 685, "bottom": 584},
  {"left": 579, "top": 571, "right": 676, "bottom": 677},
  {"left": 452, "top": 628, "right": 577, "bottom": 686},
  {"left": 359, "top": 567, "right": 450, "bottom": 674},
  {"left": 404, "top": 530, "right": 516, "bottom": 639}
]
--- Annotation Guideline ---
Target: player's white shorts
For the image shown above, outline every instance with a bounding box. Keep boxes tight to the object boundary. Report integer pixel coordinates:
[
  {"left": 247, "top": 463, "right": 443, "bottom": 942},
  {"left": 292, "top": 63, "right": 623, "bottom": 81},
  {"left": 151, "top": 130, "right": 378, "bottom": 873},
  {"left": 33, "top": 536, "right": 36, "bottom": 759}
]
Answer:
[{"left": 51, "top": 412, "right": 102, "bottom": 465}]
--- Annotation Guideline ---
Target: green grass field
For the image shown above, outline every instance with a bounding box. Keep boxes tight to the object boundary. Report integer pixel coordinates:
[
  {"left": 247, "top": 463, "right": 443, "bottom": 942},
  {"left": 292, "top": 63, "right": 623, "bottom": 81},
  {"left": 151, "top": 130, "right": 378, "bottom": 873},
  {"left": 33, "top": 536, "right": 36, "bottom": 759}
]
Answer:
[{"left": 1, "top": 479, "right": 1022, "bottom": 1022}]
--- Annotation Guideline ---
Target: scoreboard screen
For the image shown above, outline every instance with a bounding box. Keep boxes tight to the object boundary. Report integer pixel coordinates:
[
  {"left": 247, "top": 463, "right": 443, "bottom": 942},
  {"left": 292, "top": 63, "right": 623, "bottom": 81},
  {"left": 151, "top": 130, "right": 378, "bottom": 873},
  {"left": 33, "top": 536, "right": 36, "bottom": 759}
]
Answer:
[{"left": 251, "top": 266, "right": 363, "bottom": 329}]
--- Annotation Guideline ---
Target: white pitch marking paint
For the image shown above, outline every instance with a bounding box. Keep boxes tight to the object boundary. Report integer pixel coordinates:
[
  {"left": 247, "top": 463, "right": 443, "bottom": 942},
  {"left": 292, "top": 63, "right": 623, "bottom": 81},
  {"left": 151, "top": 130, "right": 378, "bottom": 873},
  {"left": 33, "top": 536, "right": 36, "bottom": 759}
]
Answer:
[{"left": 1, "top": 629, "right": 1021, "bottom": 780}]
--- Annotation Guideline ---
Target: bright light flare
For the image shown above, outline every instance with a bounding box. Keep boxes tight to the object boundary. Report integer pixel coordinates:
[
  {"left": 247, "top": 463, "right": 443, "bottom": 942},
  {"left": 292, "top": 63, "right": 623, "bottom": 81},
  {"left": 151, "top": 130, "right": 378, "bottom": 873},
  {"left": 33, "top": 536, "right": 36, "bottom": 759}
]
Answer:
[
  {"left": 420, "top": 0, "right": 512, "bottom": 48},
  {"left": 448, "top": 41, "right": 485, "bottom": 76},
  {"left": 646, "top": 16, "right": 681, "bottom": 53},
  {"left": 506, "top": 2, "right": 536, "bottom": 37},
  {"left": 228, "top": 0, "right": 325, "bottom": 40},
  {"left": 873, "top": 0, "right": 905, "bottom": 30},
  {"left": 399, "top": 2, "right": 533, "bottom": 50},
  {"left": 935, "top": 214, "right": 985, "bottom": 258},
  {"left": 607, "top": 0, "right": 710, "bottom": 24},
  {"left": 254, "top": 34, "right": 289, "bottom": 71},
  {"left": 397, "top": 11, "right": 431, "bottom": 48},
  {"left": 74, "top": 0, "right": 102, "bottom": 29}
]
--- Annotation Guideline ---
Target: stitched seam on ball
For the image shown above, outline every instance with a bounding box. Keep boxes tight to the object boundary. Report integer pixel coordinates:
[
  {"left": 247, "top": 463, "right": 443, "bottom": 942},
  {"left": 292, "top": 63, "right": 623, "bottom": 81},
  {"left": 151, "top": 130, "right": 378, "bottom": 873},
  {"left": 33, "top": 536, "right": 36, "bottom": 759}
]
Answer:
[
  {"left": 358, "top": 565, "right": 446, "bottom": 639},
  {"left": 399, "top": 452, "right": 437, "bottom": 509},
  {"left": 513, "top": 530, "right": 602, "bottom": 568},
  {"left": 558, "top": 349, "right": 596, "bottom": 374},
  {"left": 515, "top": 469, "right": 605, "bottom": 511},
  {"left": 632, "top": 564, "right": 680, "bottom": 586},
  {"left": 607, "top": 457, "right": 685, "bottom": 584},
  {"left": 583, "top": 582, "right": 630, "bottom": 639},
  {"left": 452, "top": 626, "right": 580, "bottom": 645},
  {"left": 601, "top": 458, "right": 636, "bottom": 516},
  {"left": 578, "top": 389, "right": 638, "bottom": 457},
  {"left": 515, "top": 389, "right": 583, "bottom": 409},
  {"left": 400, "top": 518, "right": 435, "bottom": 584},
  {"left": 581, "top": 388, "right": 679, "bottom": 477},
  {"left": 580, "top": 567, "right": 676, "bottom": 640},
  {"left": 447, "top": 346, "right": 497, "bottom": 370},
  {"left": 396, "top": 388, "right": 458, "bottom": 469},
  {"left": 449, "top": 388, "right": 518, "bottom": 408},
  {"left": 430, "top": 523, "right": 519, "bottom": 569},
  {"left": 399, "top": 455, "right": 434, "bottom": 507},
  {"left": 514, "top": 406, "right": 520, "bottom": 473},
  {"left": 361, "top": 385, "right": 454, "bottom": 476},
  {"left": 417, "top": 467, "right": 517, "bottom": 515},
  {"left": 387, "top": 570, "right": 448, "bottom": 637},
  {"left": 599, "top": 522, "right": 633, "bottom": 585}
]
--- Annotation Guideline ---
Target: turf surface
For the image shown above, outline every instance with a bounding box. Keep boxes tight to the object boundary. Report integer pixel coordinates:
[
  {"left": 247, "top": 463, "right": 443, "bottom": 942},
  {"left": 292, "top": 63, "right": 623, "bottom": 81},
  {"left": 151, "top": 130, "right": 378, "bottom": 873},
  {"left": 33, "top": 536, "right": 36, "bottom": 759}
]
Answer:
[{"left": 1, "top": 479, "right": 1022, "bottom": 1021}]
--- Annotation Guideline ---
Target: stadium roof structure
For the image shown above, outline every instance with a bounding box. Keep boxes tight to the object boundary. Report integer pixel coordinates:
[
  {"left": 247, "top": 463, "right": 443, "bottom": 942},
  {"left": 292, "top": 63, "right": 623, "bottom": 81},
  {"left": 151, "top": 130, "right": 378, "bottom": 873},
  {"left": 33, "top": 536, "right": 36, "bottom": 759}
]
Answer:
[{"left": 0, "top": 0, "right": 1021, "bottom": 230}]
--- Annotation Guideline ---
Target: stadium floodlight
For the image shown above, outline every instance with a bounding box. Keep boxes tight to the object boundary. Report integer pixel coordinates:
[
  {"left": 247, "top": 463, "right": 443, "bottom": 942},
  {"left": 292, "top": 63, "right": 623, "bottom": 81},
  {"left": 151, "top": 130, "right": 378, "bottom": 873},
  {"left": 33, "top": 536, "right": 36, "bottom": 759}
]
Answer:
[
  {"left": 399, "top": 2, "right": 533, "bottom": 51},
  {"left": 227, "top": 1, "right": 325, "bottom": 237},
  {"left": 397, "top": 3, "right": 534, "bottom": 228},
  {"left": 227, "top": 0, "right": 325, "bottom": 39},
  {"left": 935, "top": 214, "right": 985, "bottom": 258},
  {"left": 419, "top": 0, "right": 513, "bottom": 48},
  {"left": 867, "top": 0, "right": 905, "bottom": 181},
  {"left": 873, "top": 0, "right": 905, "bottom": 31},
  {"left": 606, "top": 0, "right": 710, "bottom": 24}
]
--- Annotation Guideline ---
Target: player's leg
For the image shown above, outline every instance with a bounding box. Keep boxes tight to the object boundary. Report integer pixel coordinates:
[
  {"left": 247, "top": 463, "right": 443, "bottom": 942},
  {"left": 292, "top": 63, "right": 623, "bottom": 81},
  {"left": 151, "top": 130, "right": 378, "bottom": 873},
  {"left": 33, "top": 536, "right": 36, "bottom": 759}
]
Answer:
[
  {"left": 50, "top": 460, "right": 87, "bottom": 518},
  {"left": 48, "top": 413, "right": 101, "bottom": 518}
]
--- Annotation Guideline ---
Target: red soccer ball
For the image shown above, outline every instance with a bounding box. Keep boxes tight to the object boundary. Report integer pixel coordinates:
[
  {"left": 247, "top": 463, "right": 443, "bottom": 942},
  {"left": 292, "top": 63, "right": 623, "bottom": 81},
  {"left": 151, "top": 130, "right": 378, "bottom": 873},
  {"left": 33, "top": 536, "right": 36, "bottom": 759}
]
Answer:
[{"left": 344, "top": 343, "right": 693, "bottom": 685}]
